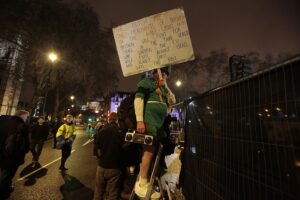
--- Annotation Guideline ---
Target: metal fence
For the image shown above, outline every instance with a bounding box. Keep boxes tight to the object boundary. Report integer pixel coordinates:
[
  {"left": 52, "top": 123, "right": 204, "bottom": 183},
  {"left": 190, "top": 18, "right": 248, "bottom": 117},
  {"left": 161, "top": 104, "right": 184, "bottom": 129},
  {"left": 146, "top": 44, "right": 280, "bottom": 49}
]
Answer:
[{"left": 181, "top": 56, "right": 300, "bottom": 200}]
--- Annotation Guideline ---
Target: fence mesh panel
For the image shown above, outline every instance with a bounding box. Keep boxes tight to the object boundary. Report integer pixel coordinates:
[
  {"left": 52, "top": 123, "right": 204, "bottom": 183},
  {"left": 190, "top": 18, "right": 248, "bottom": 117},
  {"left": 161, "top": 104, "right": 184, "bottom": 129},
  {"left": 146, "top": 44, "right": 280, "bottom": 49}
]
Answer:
[{"left": 181, "top": 57, "right": 300, "bottom": 200}]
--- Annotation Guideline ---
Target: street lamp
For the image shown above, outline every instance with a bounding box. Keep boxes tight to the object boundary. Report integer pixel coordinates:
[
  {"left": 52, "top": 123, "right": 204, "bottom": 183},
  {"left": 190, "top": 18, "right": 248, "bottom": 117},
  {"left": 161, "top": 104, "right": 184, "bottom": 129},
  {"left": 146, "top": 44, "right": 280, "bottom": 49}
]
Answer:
[
  {"left": 175, "top": 80, "right": 185, "bottom": 102},
  {"left": 38, "top": 52, "right": 58, "bottom": 117},
  {"left": 176, "top": 80, "right": 182, "bottom": 87},
  {"left": 48, "top": 52, "right": 58, "bottom": 63},
  {"left": 70, "top": 95, "right": 75, "bottom": 100}
]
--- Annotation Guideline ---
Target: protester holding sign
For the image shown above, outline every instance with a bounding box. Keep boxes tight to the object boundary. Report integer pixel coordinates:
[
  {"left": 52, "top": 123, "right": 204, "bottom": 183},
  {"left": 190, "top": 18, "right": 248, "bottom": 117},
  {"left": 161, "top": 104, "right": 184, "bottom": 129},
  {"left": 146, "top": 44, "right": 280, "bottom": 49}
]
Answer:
[
  {"left": 133, "top": 66, "right": 176, "bottom": 198},
  {"left": 113, "top": 8, "right": 192, "bottom": 198}
]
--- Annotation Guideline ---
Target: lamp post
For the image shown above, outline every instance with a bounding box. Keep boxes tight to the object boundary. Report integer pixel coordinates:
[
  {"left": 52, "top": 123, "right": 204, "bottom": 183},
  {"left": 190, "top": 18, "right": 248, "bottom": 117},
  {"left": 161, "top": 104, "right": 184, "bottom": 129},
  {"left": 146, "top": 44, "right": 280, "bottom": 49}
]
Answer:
[
  {"left": 69, "top": 96, "right": 75, "bottom": 115},
  {"left": 175, "top": 80, "right": 183, "bottom": 102},
  {"left": 42, "top": 51, "right": 59, "bottom": 116}
]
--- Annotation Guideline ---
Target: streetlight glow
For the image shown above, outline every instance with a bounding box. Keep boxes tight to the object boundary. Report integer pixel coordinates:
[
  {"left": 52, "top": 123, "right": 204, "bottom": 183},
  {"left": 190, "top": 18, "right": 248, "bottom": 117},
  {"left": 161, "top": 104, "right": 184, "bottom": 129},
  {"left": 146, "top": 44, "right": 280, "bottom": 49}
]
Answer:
[
  {"left": 48, "top": 52, "right": 58, "bottom": 62},
  {"left": 176, "top": 80, "right": 182, "bottom": 87},
  {"left": 70, "top": 95, "right": 75, "bottom": 100}
]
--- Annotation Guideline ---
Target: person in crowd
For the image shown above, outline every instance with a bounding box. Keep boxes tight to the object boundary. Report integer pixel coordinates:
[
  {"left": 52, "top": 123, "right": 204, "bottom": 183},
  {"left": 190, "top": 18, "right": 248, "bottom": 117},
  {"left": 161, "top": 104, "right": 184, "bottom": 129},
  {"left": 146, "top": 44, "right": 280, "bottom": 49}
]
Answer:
[
  {"left": 86, "top": 123, "right": 93, "bottom": 139},
  {"left": 94, "top": 121, "right": 104, "bottom": 137},
  {"left": 56, "top": 114, "right": 76, "bottom": 171},
  {"left": 0, "top": 110, "right": 30, "bottom": 199},
  {"left": 93, "top": 112, "right": 124, "bottom": 200},
  {"left": 133, "top": 66, "right": 176, "bottom": 198},
  {"left": 93, "top": 121, "right": 104, "bottom": 157},
  {"left": 30, "top": 116, "right": 49, "bottom": 167}
]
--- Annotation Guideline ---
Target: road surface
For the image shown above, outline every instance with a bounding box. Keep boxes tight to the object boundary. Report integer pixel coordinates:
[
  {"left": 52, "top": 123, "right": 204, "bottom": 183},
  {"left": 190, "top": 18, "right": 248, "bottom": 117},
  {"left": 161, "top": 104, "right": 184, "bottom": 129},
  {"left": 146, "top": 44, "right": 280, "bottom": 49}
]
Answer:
[{"left": 10, "top": 127, "right": 97, "bottom": 200}]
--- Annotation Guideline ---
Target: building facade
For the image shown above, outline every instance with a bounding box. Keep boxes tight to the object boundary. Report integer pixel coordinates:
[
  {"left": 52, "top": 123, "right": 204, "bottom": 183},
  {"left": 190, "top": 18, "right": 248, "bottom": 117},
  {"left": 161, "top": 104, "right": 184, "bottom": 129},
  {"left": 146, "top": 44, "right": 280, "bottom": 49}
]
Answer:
[{"left": 0, "top": 39, "right": 24, "bottom": 115}]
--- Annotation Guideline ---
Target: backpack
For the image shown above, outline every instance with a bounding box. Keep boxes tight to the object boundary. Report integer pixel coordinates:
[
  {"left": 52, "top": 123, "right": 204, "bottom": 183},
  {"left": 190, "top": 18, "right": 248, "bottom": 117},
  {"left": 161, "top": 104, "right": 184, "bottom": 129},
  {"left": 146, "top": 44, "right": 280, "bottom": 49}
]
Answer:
[{"left": 117, "top": 87, "right": 155, "bottom": 132}]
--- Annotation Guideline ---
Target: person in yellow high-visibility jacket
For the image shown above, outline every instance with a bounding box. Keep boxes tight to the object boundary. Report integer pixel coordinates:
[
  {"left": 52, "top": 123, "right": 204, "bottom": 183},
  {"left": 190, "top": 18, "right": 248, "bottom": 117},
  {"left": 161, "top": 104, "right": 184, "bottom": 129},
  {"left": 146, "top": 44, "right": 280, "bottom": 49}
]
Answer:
[{"left": 56, "top": 114, "right": 76, "bottom": 171}]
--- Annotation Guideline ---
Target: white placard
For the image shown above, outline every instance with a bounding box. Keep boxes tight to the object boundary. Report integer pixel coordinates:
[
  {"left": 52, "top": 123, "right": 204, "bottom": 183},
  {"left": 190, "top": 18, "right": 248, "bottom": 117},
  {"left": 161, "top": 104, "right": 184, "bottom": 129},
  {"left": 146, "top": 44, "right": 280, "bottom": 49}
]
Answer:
[{"left": 113, "top": 8, "right": 194, "bottom": 77}]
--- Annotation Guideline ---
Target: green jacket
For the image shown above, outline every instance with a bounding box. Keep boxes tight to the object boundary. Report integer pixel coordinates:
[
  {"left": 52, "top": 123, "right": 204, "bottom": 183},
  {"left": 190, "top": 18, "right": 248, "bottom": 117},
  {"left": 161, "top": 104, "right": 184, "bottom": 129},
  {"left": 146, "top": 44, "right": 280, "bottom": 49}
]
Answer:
[{"left": 135, "top": 78, "right": 168, "bottom": 138}]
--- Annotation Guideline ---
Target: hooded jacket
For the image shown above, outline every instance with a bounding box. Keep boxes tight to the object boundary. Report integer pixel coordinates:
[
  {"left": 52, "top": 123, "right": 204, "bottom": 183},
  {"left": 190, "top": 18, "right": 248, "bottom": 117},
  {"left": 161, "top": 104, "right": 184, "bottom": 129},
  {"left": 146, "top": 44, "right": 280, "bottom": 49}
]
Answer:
[{"left": 0, "top": 115, "right": 29, "bottom": 168}]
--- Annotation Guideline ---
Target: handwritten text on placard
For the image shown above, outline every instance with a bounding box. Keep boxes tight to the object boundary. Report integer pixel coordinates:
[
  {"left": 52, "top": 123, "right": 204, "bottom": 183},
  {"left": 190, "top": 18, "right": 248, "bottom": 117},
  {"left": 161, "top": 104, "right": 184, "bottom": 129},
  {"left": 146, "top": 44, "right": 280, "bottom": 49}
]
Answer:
[{"left": 113, "top": 8, "right": 194, "bottom": 77}]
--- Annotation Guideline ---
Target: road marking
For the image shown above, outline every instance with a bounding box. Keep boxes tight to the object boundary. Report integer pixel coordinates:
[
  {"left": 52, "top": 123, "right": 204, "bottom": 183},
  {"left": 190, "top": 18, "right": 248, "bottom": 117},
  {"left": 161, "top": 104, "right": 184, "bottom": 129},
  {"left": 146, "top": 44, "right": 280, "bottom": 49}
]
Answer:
[
  {"left": 16, "top": 149, "right": 76, "bottom": 182},
  {"left": 82, "top": 139, "right": 94, "bottom": 147}
]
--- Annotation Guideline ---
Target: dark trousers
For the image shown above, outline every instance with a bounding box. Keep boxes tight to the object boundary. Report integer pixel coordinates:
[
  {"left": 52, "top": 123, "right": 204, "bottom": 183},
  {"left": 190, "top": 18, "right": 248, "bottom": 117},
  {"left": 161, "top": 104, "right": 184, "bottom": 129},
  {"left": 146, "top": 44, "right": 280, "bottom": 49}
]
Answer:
[
  {"left": 60, "top": 144, "right": 71, "bottom": 168},
  {"left": 93, "top": 166, "right": 122, "bottom": 200},
  {"left": 0, "top": 165, "right": 19, "bottom": 199},
  {"left": 30, "top": 139, "right": 44, "bottom": 162}
]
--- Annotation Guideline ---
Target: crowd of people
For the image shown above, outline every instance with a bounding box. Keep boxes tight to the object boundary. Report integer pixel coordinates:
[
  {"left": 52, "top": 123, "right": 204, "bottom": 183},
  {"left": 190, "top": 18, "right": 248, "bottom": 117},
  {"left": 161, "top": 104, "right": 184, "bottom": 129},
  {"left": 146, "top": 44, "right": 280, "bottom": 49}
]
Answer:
[
  {"left": 0, "top": 111, "right": 73, "bottom": 198},
  {"left": 0, "top": 66, "right": 177, "bottom": 200}
]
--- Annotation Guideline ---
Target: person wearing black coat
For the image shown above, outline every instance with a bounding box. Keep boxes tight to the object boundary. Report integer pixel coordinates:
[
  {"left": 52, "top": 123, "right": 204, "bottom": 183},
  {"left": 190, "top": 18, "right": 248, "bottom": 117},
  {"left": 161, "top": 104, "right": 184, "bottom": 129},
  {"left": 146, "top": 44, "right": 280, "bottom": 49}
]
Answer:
[
  {"left": 93, "top": 112, "right": 124, "bottom": 200},
  {"left": 0, "top": 110, "right": 30, "bottom": 199},
  {"left": 30, "top": 116, "right": 49, "bottom": 165}
]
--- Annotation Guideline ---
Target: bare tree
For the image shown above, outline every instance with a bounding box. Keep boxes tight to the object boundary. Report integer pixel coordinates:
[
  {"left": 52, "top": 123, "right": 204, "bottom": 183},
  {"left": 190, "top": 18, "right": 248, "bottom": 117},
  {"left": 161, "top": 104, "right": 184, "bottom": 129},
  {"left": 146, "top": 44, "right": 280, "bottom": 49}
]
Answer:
[{"left": 0, "top": 0, "right": 118, "bottom": 117}]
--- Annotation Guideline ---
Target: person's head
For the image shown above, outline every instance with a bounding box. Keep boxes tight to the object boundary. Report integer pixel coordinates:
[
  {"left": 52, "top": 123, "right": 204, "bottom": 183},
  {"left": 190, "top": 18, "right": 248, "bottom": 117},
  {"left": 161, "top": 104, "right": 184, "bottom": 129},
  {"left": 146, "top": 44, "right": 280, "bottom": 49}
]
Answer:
[
  {"left": 152, "top": 65, "right": 171, "bottom": 80},
  {"left": 108, "top": 112, "right": 117, "bottom": 124},
  {"left": 38, "top": 116, "right": 45, "bottom": 125},
  {"left": 65, "top": 114, "right": 73, "bottom": 124},
  {"left": 14, "top": 110, "right": 30, "bottom": 122}
]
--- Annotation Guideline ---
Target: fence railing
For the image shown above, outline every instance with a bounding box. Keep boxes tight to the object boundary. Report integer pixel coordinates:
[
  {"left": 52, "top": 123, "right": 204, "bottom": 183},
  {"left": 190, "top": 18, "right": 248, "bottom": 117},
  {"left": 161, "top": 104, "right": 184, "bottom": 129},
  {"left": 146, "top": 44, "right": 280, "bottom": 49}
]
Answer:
[{"left": 181, "top": 56, "right": 300, "bottom": 200}]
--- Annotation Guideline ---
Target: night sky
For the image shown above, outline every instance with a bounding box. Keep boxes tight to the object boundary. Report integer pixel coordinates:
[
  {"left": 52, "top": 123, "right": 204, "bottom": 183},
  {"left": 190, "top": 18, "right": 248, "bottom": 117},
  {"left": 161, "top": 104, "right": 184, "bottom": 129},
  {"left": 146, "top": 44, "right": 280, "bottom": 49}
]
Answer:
[{"left": 83, "top": 0, "right": 300, "bottom": 92}]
